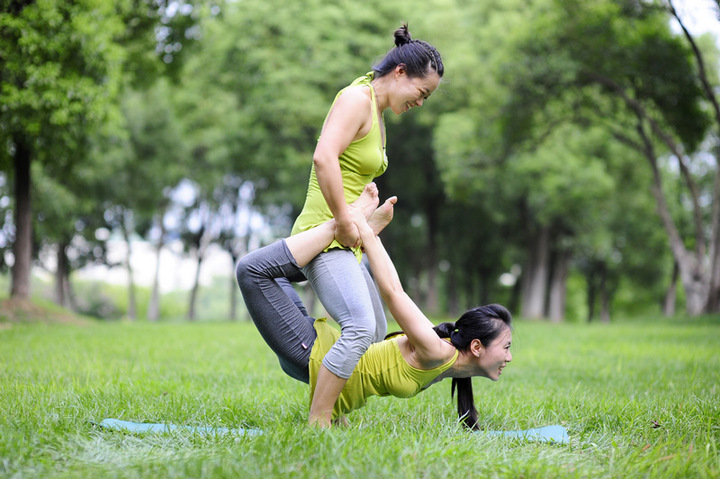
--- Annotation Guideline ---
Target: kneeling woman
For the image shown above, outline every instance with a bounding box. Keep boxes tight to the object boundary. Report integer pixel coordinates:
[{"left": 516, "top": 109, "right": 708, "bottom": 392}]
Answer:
[{"left": 236, "top": 194, "right": 512, "bottom": 429}]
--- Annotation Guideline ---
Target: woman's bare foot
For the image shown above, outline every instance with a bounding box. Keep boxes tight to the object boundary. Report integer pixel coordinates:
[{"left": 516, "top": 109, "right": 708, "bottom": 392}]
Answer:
[
  {"left": 332, "top": 415, "right": 349, "bottom": 428},
  {"left": 351, "top": 182, "right": 379, "bottom": 219},
  {"left": 368, "top": 196, "right": 397, "bottom": 235}
]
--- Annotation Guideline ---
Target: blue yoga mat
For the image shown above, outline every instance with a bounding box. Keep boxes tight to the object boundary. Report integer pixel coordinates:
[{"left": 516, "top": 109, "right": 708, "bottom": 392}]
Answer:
[
  {"left": 99, "top": 418, "right": 263, "bottom": 437},
  {"left": 481, "top": 425, "right": 568, "bottom": 444},
  {"left": 100, "top": 418, "right": 567, "bottom": 443}
]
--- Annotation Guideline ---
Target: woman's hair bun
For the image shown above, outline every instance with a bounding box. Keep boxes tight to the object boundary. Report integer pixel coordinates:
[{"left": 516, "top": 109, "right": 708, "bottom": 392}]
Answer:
[{"left": 393, "top": 23, "right": 412, "bottom": 47}]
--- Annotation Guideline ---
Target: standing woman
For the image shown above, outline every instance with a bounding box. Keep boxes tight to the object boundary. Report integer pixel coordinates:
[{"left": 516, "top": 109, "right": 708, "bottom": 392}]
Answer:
[{"left": 292, "top": 24, "right": 444, "bottom": 426}]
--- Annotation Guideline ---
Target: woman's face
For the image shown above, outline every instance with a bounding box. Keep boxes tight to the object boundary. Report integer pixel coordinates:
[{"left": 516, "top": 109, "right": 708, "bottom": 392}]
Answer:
[
  {"left": 477, "top": 328, "right": 512, "bottom": 381},
  {"left": 388, "top": 67, "right": 441, "bottom": 115}
]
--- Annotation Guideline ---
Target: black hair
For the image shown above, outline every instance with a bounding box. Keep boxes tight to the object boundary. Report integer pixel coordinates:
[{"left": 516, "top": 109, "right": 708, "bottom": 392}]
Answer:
[
  {"left": 372, "top": 23, "right": 444, "bottom": 79},
  {"left": 433, "top": 304, "right": 512, "bottom": 430}
]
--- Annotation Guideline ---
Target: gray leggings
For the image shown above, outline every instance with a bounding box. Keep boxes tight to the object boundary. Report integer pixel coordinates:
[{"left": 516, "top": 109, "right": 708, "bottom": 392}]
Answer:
[
  {"left": 235, "top": 240, "right": 317, "bottom": 383},
  {"left": 302, "top": 248, "right": 386, "bottom": 379}
]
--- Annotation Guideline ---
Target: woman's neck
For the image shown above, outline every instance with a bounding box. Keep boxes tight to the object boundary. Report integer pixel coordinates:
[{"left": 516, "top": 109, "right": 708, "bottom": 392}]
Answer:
[
  {"left": 446, "top": 351, "right": 482, "bottom": 379},
  {"left": 370, "top": 75, "right": 391, "bottom": 112}
]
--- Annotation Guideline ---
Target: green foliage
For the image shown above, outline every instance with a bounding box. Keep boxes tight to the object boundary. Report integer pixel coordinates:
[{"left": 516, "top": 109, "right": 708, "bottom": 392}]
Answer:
[
  {"left": 0, "top": 0, "right": 125, "bottom": 154},
  {"left": 1, "top": 318, "right": 719, "bottom": 477},
  {"left": 1, "top": 0, "right": 718, "bottom": 318},
  {"left": 511, "top": 125, "right": 616, "bottom": 226}
]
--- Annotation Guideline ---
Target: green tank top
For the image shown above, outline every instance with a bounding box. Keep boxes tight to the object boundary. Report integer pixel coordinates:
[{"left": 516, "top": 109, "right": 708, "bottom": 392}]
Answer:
[
  {"left": 308, "top": 319, "right": 459, "bottom": 419},
  {"left": 291, "top": 73, "right": 388, "bottom": 260}
]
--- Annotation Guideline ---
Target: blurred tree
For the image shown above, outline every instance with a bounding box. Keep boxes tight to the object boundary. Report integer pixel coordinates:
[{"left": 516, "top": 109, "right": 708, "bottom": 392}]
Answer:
[
  {"left": 430, "top": 0, "right": 709, "bottom": 321},
  {"left": 665, "top": 0, "right": 720, "bottom": 312},
  {"left": 98, "top": 79, "right": 188, "bottom": 320},
  {"left": 215, "top": 177, "right": 256, "bottom": 321},
  {"left": 32, "top": 162, "right": 114, "bottom": 309},
  {"left": 0, "top": 0, "right": 203, "bottom": 304},
  {"left": 499, "top": 0, "right": 717, "bottom": 315},
  {"left": 0, "top": 0, "right": 125, "bottom": 300}
]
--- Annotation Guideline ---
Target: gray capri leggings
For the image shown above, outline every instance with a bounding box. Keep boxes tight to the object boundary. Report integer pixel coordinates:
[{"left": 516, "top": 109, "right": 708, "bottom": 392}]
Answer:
[
  {"left": 235, "top": 240, "right": 317, "bottom": 384},
  {"left": 301, "top": 248, "right": 386, "bottom": 379}
]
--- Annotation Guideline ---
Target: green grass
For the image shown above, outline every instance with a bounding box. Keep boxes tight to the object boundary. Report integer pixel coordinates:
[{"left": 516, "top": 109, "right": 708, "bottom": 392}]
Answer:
[{"left": 1, "top": 316, "right": 719, "bottom": 478}]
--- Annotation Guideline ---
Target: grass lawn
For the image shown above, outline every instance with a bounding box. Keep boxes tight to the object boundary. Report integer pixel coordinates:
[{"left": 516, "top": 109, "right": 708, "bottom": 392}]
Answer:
[{"left": 1, "top": 314, "right": 718, "bottom": 478}]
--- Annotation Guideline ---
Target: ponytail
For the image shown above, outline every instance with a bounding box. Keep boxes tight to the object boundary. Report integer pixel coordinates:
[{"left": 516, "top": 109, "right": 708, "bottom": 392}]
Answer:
[
  {"left": 452, "top": 378, "right": 479, "bottom": 430},
  {"left": 435, "top": 305, "right": 512, "bottom": 430}
]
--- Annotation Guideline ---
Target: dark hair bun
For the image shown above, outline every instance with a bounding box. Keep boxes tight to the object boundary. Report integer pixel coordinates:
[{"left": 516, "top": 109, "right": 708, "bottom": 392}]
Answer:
[{"left": 394, "top": 23, "right": 412, "bottom": 47}]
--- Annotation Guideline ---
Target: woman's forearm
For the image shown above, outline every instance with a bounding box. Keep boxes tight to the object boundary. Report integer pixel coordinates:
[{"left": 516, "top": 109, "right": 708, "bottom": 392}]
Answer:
[
  {"left": 314, "top": 153, "right": 349, "bottom": 221},
  {"left": 358, "top": 231, "right": 404, "bottom": 300},
  {"left": 314, "top": 152, "right": 358, "bottom": 247}
]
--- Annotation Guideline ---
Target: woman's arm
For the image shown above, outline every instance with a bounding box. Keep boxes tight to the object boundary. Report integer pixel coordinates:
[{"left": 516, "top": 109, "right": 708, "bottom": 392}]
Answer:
[
  {"left": 351, "top": 207, "right": 449, "bottom": 362},
  {"left": 285, "top": 183, "right": 379, "bottom": 268},
  {"left": 313, "top": 88, "right": 373, "bottom": 248}
]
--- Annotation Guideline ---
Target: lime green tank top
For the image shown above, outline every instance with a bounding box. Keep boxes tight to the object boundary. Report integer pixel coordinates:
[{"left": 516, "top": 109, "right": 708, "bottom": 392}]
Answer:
[
  {"left": 291, "top": 73, "right": 388, "bottom": 260},
  {"left": 308, "top": 319, "right": 459, "bottom": 419}
]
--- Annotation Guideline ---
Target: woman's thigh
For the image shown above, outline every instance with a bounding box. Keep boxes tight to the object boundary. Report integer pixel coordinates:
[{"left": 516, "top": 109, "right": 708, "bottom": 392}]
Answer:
[{"left": 236, "top": 240, "right": 316, "bottom": 383}]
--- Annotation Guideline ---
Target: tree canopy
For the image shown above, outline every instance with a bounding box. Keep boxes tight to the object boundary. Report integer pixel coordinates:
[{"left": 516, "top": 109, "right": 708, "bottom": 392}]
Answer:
[{"left": 2, "top": 0, "right": 719, "bottom": 321}]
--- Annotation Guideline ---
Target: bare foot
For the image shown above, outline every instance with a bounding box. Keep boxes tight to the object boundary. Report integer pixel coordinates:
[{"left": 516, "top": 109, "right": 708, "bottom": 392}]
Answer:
[
  {"left": 351, "top": 182, "right": 379, "bottom": 219},
  {"left": 332, "top": 415, "right": 349, "bottom": 428},
  {"left": 368, "top": 196, "right": 397, "bottom": 235}
]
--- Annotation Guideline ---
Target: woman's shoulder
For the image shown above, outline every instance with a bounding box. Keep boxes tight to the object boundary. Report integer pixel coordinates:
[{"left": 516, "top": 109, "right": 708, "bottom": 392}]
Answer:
[
  {"left": 427, "top": 337, "right": 459, "bottom": 367},
  {"left": 334, "top": 84, "right": 372, "bottom": 111},
  {"left": 401, "top": 334, "right": 458, "bottom": 370}
]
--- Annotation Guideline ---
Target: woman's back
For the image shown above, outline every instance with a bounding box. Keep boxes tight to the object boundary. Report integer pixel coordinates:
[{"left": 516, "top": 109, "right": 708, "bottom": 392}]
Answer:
[{"left": 308, "top": 319, "right": 458, "bottom": 419}]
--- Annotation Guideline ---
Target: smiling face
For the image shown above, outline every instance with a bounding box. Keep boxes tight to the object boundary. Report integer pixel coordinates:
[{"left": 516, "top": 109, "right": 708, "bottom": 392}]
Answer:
[
  {"left": 475, "top": 327, "right": 512, "bottom": 381},
  {"left": 388, "top": 66, "right": 441, "bottom": 115}
]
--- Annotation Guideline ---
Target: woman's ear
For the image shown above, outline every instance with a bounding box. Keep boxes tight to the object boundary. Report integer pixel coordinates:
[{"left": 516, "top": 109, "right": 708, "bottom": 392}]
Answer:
[
  {"left": 395, "top": 63, "right": 407, "bottom": 76},
  {"left": 470, "top": 339, "right": 484, "bottom": 358}
]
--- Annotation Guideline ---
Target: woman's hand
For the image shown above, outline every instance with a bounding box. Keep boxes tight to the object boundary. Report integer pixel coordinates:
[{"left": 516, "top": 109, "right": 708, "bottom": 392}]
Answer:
[
  {"left": 348, "top": 204, "right": 374, "bottom": 241},
  {"left": 335, "top": 214, "right": 361, "bottom": 248}
]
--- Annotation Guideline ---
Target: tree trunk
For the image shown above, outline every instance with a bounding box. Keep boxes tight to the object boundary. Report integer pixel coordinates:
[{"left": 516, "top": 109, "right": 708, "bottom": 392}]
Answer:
[
  {"left": 670, "top": 4, "right": 720, "bottom": 313},
  {"left": 599, "top": 267, "right": 611, "bottom": 323},
  {"left": 187, "top": 227, "right": 213, "bottom": 321},
  {"left": 66, "top": 270, "right": 77, "bottom": 311},
  {"left": 463, "top": 267, "right": 477, "bottom": 310},
  {"left": 227, "top": 235, "right": 248, "bottom": 321},
  {"left": 147, "top": 217, "right": 167, "bottom": 322},
  {"left": 147, "top": 240, "right": 162, "bottom": 322},
  {"left": 635, "top": 119, "right": 709, "bottom": 315},
  {"left": 508, "top": 275, "right": 521, "bottom": 318},
  {"left": 446, "top": 264, "right": 459, "bottom": 317},
  {"left": 521, "top": 223, "right": 551, "bottom": 319},
  {"left": 705, "top": 154, "right": 720, "bottom": 312},
  {"left": 548, "top": 249, "right": 570, "bottom": 322},
  {"left": 11, "top": 136, "right": 32, "bottom": 300},
  {"left": 477, "top": 267, "right": 490, "bottom": 306},
  {"left": 55, "top": 241, "right": 69, "bottom": 307},
  {"left": 424, "top": 210, "right": 439, "bottom": 315},
  {"left": 663, "top": 260, "right": 679, "bottom": 316},
  {"left": 229, "top": 252, "right": 239, "bottom": 321},
  {"left": 187, "top": 255, "right": 203, "bottom": 321},
  {"left": 230, "top": 273, "right": 239, "bottom": 320},
  {"left": 587, "top": 270, "right": 596, "bottom": 323},
  {"left": 120, "top": 219, "right": 137, "bottom": 321}
]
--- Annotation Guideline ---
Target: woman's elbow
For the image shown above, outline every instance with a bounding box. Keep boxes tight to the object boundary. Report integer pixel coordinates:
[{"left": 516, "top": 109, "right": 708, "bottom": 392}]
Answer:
[
  {"left": 381, "top": 287, "right": 406, "bottom": 305},
  {"left": 313, "top": 150, "right": 339, "bottom": 171}
]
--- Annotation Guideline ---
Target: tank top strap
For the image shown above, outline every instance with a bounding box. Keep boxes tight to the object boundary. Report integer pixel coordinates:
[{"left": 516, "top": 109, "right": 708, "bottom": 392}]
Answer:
[{"left": 350, "top": 72, "right": 379, "bottom": 128}]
